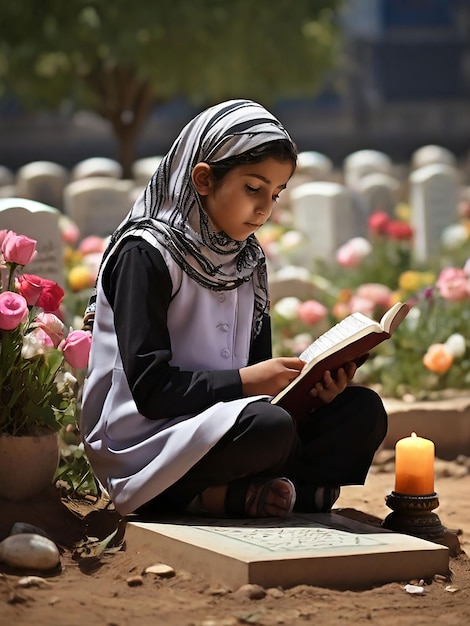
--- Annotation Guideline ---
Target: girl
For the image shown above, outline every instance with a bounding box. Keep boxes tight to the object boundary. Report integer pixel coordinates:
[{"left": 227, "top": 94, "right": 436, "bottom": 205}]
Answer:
[{"left": 81, "top": 99, "right": 387, "bottom": 518}]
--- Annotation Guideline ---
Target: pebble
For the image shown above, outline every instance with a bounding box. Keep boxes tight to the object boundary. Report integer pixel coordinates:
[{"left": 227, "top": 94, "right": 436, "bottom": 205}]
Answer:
[
  {"left": 233, "top": 583, "right": 266, "bottom": 600},
  {"left": 144, "top": 563, "right": 175, "bottom": 578},
  {"left": 17, "top": 576, "right": 52, "bottom": 588},
  {"left": 126, "top": 575, "right": 144, "bottom": 586}
]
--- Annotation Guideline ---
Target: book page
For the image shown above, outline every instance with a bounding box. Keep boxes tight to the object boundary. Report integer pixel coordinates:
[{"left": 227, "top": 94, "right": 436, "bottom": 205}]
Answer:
[{"left": 299, "top": 313, "right": 380, "bottom": 364}]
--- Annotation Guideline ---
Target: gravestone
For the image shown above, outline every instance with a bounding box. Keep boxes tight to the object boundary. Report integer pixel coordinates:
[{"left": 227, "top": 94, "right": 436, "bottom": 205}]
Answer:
[
  {"left": 71, "top": 157, "right": 122, "bottom": 181},
  {"left": 356, "top": 172, "right": 401, "bottom": 216},
  {"left": 132, "top": 156, "right": 163, "bottom": 186},
  {"left": 411, "top": 145, "right": 457, "bottom": 171},
  {"left": 290, "top": 182, "right": 368, "bottom": 265},
  {"left": 296, "top": 151, "right": 333, "bottom": 182},
  {"left": 0, "top": 198, "right": 64, "bottom": 286},
  {"left": 0, "top": 165, "right": 14, "bottom": 188},
  {"left": 64, "top": 176, "right": 134, "bottom": 238},
  {"left": 129, "top": 512, "right": 448, "bottom": 590},
  {"left": 15, "top": 161, "right": 68, "bottom": 211},
  {"left": 409, "top": 163, "right": 460, "bottom": 263},
  {"left": 344, "top": 150, "right": 393, "bottom": 190}
]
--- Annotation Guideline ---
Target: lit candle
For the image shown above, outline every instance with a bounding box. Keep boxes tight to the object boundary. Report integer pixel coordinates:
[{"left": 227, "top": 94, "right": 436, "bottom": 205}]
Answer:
[{"left": 394, "top": 432, "right": 435, "bottom": 495}]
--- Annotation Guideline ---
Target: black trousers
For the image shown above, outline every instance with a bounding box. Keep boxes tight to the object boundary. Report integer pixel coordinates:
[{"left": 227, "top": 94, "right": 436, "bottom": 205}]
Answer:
[{"left": 143, "top": 385, "right": 387, "bottom": 513}]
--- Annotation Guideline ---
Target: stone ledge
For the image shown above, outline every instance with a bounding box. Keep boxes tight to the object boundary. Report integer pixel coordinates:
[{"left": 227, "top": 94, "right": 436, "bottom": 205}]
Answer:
[{"left": 382, "top": 395, "right": 470, "bottom": 460}]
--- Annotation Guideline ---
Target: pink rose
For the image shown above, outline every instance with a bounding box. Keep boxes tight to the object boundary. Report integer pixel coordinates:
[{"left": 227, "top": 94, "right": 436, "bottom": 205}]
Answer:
[
  {"left": 79, "top": 236, "right": 107, "bottom": 255},
  {"left": 32, "top": 312, "right": 65, "bottom": 348},
  {"left": 348, "top": 295, "right": 375, "bottom": 317},
  {"left": 61, "top": 330, "right": 92, "bottom": 369},
  {"left": 436, "top": 267, "right": 470, "bottom": 301},
  {"left": 297, "top": 300, "right": 328, "bottom": 326},
  {"left": 368, "top": 211, "right": 390, "bottom": 235},
  {"left": 21, "top": 274, "right": 65, "bottom": 312},
  {"left": 0, "top": 291, "right": 28, "bottom": 330},
  {"left": 2, "top": 231, "right": 37, "bottom": 266},
  {"left": 336, "top": 237, "right": 372, "bottom": 268},
  {"left": 21, "top": 327, "right": 54, "bottom": 359},
  {"left": 0, "top": 229, "right": 9, "bottom": 248},
  {"left": 355, "top": 283, "right": 393, "bottom": 309}
]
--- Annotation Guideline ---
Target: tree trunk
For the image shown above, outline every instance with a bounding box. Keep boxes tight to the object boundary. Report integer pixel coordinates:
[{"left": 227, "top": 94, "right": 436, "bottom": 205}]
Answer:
[{"left": 84, "top": 63, "right": 156, "bottom": 178}]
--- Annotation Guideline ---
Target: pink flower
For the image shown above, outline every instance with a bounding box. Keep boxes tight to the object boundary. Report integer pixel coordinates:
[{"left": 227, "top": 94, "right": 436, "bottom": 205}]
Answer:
[
  {"left": 336, "top": 237, "right": 372, "bottom": 268},
  {"left": 436, "top": 267, "right": 470, "bottom": 301},
  {"left": 21, "top": 274, "right": 65, "bottom": 312},
  {"left": 0, "top": 229, "right": 9, "bottom": 248},
  {"left": 59, "top": 217, "right": 81, "bottom": 245},
  {"left": 0, "top": 291, "right": 28, "bottom": 330},
  {"left": 21, "top": 327, "right": 54, "bottom": 359},
  {"left": 79, "top": 236, "right": 107, "bottom": 256},
  {"left": 355, "top": 283, "right": 393, "bottom": 309},
  {"left": 32, "top": 312, "right": 65, "bottom": 348},
  {"left": 348, "top": 295, "right": 375, "bottom": 317},
  {"left": 61, "top": 330, "right": 92, "bottom": 369},
  {"left": 368, "top": 211, "right": 390, "bottom": 235},
  {"left": 2, "top": 231, "right": 37, "bottom": 266},
  {"left": 297, "top": 300, "right": 328, "bottom": 326}
]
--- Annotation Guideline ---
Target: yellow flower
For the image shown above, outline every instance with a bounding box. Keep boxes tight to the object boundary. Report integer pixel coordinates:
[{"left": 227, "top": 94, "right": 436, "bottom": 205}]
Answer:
[
  {"left": 395, "top": 202, "right": 411, "bottom": 222},
  {"left": 398, "top": 271, "right": 422, "bottom": 292},
  {"left": 68, "top": 265, "right": 95, "bottom": 292}
]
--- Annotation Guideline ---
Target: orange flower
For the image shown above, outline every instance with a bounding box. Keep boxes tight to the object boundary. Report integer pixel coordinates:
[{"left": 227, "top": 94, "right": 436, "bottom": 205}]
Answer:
[{"left": 422, "top": 344, "right": 454, "bottom": 374}]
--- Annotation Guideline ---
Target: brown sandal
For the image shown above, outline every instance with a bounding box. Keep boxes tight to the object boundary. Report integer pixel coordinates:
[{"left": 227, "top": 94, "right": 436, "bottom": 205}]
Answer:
[{"left": 226, "top": 476, "right": 296, "bottom": 518}]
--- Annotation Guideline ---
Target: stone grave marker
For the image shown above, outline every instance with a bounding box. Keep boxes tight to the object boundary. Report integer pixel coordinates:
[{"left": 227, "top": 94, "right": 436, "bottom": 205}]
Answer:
[
  {"left": 15, "top": 161, "right": 68, "bottom": 211},
  {"left": 64, "top": 176, "right": 134, "bottom": 238},
  {"left": 71, "top": 157, "right": 122, "bottom": 181},
  {"left": 409, "top": 163, "right": 459, "bottom": 263},
  {"left": 290, "top": 181, "right": 368, "bottom": 266},
  {"left": 356, "top": 172, "right": 401, "bottom": 216},
  {"left": 296, "top": 151, "right": 333, "bottom": 182},
  {"left": 132, "top": 156, "right": 163, "bottom": 186},
  {"left": 0, "top": 198, "right": 64, "bottom": 286},
  {"left": 344, "top": 150, "right": 393, "bottom": 190},
  {"left": 411, "top": 145, "right": 457, "bottom": 171},
  {"left": 129, "top": 512, "right": 448, "bottom": 590}
]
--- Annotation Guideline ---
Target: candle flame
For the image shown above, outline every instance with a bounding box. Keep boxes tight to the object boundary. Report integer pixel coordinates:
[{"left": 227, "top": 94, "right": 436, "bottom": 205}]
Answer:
[{"left": 411, "top": 432, "right": 417, "bottom": 438}]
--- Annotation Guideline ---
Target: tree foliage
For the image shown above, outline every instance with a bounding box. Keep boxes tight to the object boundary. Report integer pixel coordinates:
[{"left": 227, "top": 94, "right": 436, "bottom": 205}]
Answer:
[{"left": 0, "top": 0, "right": 343, "bottom": 174}]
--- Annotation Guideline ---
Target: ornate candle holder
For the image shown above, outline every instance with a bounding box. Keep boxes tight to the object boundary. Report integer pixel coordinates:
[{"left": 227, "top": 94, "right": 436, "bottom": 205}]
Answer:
[{"left": 382, "top": 491, "right": 446, "bottom": 541}]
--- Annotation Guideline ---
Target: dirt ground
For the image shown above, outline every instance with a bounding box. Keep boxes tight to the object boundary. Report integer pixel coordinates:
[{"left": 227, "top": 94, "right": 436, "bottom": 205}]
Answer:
[{"left": 1, "top": 454, "right": 469, "bottom": 626}]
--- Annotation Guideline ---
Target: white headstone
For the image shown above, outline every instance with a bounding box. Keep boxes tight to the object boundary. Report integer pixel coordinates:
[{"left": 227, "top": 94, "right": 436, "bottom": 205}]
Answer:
[
  {"left": 356, "top": 172, "right": 401, "bottom": 215},
  {"left": 296, "top": 151, "right": 333, "bottom": 181},
  {"left": 410, "top": 163, "right": 460, "bottom": 262},
  {"left": 290, "top": 182, "right": 368, "bottom": 265},
  {"left": 64, "top": 177, "right": 134, "bottom": 238},
  {"left": 71, "top": 157, "right": 122, "bottom": 181},
  {"left": 15, "top": 161, "right": 68, "bottom": 211},
  {"left": 0, "top": 198, "right": 64, "bottom": 286},
  {"left": 343, "top": 150, "right": 393, "bottom": 189},
  {"left": 0, "top": 165, "right": 14, "bottom": 188},
  {"left": 132, "top": 156, "right": 163, "bottom": 186},
  {"left": 411, "top": 145, "right": 457, "bottom": 171}
]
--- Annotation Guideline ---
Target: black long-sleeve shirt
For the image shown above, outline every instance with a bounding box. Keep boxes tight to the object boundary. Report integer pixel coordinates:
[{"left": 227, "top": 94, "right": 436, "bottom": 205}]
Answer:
[{"left": 101, "top": 238, "right": 272, "bottom": 419}]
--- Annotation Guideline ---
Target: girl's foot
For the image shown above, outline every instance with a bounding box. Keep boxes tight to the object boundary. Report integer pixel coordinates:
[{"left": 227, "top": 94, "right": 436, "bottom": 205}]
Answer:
[{"left": 186, "top": 477, "right": 296, "bottom": 518}]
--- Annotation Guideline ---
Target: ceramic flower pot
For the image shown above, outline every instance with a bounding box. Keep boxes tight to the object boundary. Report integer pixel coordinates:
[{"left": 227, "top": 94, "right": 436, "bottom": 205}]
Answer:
[{"left": 0, "top": 429, "right": 60, "bottom": 501}]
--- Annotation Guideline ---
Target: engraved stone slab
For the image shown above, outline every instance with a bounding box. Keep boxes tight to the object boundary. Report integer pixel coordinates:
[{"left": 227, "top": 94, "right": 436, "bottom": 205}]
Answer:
[
  {"left": 0, "top": 197, "right": 64, "bottom": 286},
  {"left": 128, "top": 512, "right": 448, "bottom": 590}
]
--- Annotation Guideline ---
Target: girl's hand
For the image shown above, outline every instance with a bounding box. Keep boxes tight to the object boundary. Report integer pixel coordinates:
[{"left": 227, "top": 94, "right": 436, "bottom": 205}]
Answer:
[
  {"left": 309, "top": 361, "right": 357, "bottom": 405},
  {"left": 240, "top": 357, "right": 306, "bottom": 397}
]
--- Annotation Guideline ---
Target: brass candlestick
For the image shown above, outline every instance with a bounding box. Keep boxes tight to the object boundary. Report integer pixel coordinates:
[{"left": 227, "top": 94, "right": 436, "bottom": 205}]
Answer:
[{"left": 382, "top": 491, "right": 446, "bottom": 541}]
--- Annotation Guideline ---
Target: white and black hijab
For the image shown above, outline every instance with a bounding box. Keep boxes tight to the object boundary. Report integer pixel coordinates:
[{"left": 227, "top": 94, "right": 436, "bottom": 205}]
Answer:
[{"left": 98, "top": 99, "right": 295, "bottom": 337}]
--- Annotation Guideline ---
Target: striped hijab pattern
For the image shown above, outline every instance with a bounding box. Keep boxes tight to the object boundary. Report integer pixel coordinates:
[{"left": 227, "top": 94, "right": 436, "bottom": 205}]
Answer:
[{"left": 105, "top": 99, "right": 295, "bottom": 336}]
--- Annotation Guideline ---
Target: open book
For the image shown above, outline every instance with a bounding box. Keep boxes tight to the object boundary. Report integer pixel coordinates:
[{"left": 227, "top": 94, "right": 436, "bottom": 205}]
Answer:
[{"left": 271, "top": 301, "right": 410, "bottom": 422}]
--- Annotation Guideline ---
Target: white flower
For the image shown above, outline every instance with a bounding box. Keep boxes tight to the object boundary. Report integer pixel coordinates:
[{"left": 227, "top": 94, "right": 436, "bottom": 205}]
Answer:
[
  {"left": 441, "top": 224, "right": 469, "bottom": 250},
  {"left": 445, "top": 333, "right": 467, "bottom": 358},
  {"left": 403, "top": 306, "right": 421, "bottom": 332},
  {"left": 278, "top": 230, "right": 304, "bottom": 251},
  {"left": 273, "top": 296, "right": 301, "bottom": 320},
  {"left": 274, "top": 265, "right": 311, "bottom": 282}
]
